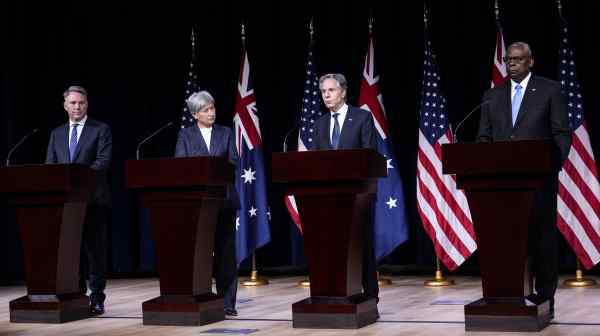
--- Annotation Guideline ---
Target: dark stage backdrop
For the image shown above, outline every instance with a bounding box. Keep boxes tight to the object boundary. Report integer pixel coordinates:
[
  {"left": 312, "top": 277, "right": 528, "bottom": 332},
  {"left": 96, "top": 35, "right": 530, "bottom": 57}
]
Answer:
[{"left": 2, "top": 0, "right": 600, "bottom": 281}]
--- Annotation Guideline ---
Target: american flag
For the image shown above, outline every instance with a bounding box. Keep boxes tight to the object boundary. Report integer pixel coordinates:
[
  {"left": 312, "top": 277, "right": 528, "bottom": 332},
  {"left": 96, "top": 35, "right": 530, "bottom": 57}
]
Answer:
[
  {"left": 416, "top": 25, "right": 477, "bottom": 271},
  {"left": 233, "top": 31, "right": 271, "bottom": 265},
  {"left": 181, "top": 29, "right": 200, "bottom": 128},
  {"left": 358, "top": 30, "right": 409, "bottom": 261},
  {"left": 490, "top": 21, "right": 507, "bottom": 88},
  {"left": 556, "top": 20, "right": 600, "bottom": 269},
  {"left": 284, "top": 35, "right": 322, "bottom": 232}
]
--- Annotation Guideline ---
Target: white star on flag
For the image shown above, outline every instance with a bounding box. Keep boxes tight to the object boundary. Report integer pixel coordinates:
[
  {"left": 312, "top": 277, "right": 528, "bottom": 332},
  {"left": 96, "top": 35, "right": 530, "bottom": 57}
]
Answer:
[
  {"left": 386, "top": 197, "right": 397, "bottom": 209},
  {"left": 235, "top": 216, "right": 240, "bottom": 231},
  {"left": 386, "top": 159, "right": 394, "bottom": 170},
  {"left": 241, "top": 167, "right": 256, "bottom": 184},
  {"left": 248, "top": 206, "right": 258, "bottom": 217}
]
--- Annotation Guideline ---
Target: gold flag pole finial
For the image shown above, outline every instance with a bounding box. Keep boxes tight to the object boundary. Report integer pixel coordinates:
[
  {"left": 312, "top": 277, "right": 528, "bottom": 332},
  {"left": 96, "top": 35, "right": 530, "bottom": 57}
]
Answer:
[
  {"left": 424, "top": 258, "right": 455, "bottom": 287},
  {"left": 368, "top": 14, "right": 373, "bottom": 34},
  {"left": 309, "top": 17, "right": 314, "bottom": 39}
]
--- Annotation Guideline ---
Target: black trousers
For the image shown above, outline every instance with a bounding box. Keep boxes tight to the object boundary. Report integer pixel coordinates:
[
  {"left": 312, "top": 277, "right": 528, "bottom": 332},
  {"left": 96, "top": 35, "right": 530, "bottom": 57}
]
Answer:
[
  {"left": 529, "top": 177, "right": 559, "bottom": 306},
  {"left": 214, "top": 209, "right": 238, "bottom": 310},
  {"left": 79, "top": 204, "right": 108, "bottom": 304}
]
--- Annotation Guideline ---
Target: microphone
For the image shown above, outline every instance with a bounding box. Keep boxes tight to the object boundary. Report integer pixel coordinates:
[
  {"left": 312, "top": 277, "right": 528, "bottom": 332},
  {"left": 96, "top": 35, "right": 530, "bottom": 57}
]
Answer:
[
  {"left": 282, "top": 125, "right": 298, "bottom": 152},
  {"left": 453, "top": 100, "right": 490, "bottom": 143},
  {"left": 5, "top": 128, "right": 39, "bottom": 166},
  {"left": 136, "top": 121, "right": 174, "bottom": 160}
]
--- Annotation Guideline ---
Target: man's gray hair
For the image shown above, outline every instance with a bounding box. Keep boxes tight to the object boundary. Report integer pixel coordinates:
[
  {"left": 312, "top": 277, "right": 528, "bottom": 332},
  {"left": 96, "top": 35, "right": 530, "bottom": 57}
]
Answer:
[
  {"left": 63, "top": 85, "right": 88, "bottom": 99},
  {"left": 186, "top": 91, "right": 215, "bottom": 114},
  {"left": 319, "top": 73, "right": 348, "bottom": 92},
  {"left": 508, "top": 41, "right": 533, "bottom": 57}
]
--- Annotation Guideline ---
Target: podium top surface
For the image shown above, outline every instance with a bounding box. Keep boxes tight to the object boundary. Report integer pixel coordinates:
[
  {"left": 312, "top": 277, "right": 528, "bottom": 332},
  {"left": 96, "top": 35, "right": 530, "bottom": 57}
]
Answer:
[
  {"left": 0, "top": 163, "right": 95, "bottom": 194},
  {"left": 271, "top": 148, "right": 386, "bottom": 182},
  {"left": 442, "top": 140, "right": 553, "bottom": 176},
  {"left": 125, "top": 156, "right": 234, "bottom": 189}
]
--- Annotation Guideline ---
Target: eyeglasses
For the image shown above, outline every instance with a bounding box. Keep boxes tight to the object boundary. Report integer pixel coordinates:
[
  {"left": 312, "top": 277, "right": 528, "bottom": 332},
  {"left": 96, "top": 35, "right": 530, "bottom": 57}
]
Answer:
[{"left": 503, "top": 56, "right": 530, "bottom": 63}]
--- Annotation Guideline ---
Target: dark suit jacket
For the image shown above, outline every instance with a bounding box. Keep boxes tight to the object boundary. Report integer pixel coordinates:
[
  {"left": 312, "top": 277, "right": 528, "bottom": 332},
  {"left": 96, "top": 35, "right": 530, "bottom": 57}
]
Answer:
[
  {"left": 175, "top": 124, "right": 240, "bottom": 208},
  {"left": 477, "top": 75, "right": 571, "bottom": 169},
  {"left": 313, "top": 105, "right": 377, "bottom": 150},
  {"left": 46, "top": 117, "right": 113, "bottom": 206}
]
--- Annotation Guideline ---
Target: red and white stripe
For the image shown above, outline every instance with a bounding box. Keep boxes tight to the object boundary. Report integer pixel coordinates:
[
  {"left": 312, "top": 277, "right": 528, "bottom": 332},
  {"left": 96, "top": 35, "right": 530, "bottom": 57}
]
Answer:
[
  {"left": 491, "top": 27, "right": 507, "bottom": 88},
  {"left": 416, "top": 130, "right": 477, "bottom": 271},
  {"left": 557, "top": 124, "right": 600, "bottom": 269}
]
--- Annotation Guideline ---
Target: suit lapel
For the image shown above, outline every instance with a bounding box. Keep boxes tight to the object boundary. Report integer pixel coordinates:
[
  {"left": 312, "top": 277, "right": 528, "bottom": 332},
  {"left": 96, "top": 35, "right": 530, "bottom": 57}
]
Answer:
[
  {"left": 338, "top": 108, "right": 354, "bottom": 149},
  {"left": 209, "top": 126, "right": 221, "bottom": 156},
  {"left": 500, "top": 81, "right": 513, "bottom": 130},
  {"left": 191, "top": 125, "right": 210, "bottom": 155},
  {"left": 513, "top": 76, "right": 537, "bottom": 129},
  {"left": 60, "top": 124, "right": 70, "bottom": 162},
  {"left": 324, "top": 115, "right": 333, "bottom": 149},
  {"left": 72, "top": 121, "right": 92, "bottom": 161}
]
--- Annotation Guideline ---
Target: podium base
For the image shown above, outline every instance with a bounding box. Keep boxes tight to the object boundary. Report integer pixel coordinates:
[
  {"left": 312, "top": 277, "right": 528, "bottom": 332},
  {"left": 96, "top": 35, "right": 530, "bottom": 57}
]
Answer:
[
  {"left": 142, "top": 293, "right": 224, "bottom": 326},
  {"left": 10, "top": 294, "right": 89, "bottom": 323},
  {"left": 464, "top": 297, "right": 551, "bottom": 332},
  {"left": 292, "top": 295, "right": 378, "bottom": 329}
]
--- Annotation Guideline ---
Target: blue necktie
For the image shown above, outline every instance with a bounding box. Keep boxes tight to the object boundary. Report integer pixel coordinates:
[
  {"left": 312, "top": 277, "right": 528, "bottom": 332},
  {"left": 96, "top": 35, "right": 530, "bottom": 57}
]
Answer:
[
  {"left": 512, "top": 84, "right": 523, "bottom": 126},
  {"left": 69, "top": 124, "right": 79, "bottom": 162},
  {"left": 331, "top": 113, "right": 340, "bottom": 149}
]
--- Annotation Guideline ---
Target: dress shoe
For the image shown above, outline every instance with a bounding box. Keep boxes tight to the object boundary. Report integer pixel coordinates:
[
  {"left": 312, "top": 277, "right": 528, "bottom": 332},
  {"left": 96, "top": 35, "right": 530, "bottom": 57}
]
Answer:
[
  {"left": 224, "top": 308, "right": 238, "bottom": 316},
  {"left": 90, "top": 302, "right": 105, "bottom": 316}
]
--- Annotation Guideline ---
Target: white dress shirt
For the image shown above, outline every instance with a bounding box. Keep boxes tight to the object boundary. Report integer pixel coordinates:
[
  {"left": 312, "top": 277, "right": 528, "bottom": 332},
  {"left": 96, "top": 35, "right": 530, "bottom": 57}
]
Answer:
[
  {"left": 511, "top": 72, "right": 532, "bottom": 101},
  {"left": 329, "top": 103, "right": 348, "bottom": 142},
  {"left": 69, "top": 115, "right": 87, "bottom": 145},
  {"left": 199, "top": 125, "right": 212, "bottom": 152}
]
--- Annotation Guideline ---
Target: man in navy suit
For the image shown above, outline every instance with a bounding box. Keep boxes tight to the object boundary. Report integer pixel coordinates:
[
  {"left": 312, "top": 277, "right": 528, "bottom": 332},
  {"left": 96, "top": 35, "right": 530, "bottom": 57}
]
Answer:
[
  {"left": 46, "top": 85, "right": 112, "bottom": 315},
  {"left": 312, "top": 73, "right": 379, "bottom": 304},
  {"left": 477, "top": 42, "right": 571, "bottom": 318},
  {"left": 175, "top": 90, "right": 240, "bottom": 316}
]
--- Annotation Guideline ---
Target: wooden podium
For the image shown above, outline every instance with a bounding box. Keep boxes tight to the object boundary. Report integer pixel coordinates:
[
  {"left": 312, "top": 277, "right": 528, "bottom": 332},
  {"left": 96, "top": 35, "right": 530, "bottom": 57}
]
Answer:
[
  {"left": 126, "top": 157, "right": 234, "bottom": 326},
  {"left": 442, "top": 140, "right": 554, "bottom": 332},
  {"left": 272, "top": 149, "right": 386, "bottom": 329},
  {"left": 0, "top": 164, "right": 95, "bottom": 323}
]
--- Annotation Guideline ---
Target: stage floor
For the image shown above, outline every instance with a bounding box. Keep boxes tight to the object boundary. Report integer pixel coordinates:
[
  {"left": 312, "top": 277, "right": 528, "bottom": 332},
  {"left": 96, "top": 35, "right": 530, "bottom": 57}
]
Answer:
[{"left": 1, "top": 275, "right": 599, "bottom": 335}]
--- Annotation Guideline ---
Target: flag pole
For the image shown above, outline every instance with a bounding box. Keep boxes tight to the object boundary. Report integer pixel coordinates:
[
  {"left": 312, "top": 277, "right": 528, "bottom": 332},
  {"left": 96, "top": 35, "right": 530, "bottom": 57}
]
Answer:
[
  {"left": 556, "top": 0, "right": 596, "bottom": 288},
  {"left": 424, "top": 257, "right": 455, "bottom": 287},
  {"left": 295, "top": 17, "right": 315, "bottom": 289},
  {"left": 241, "top": 253, "right": 269, "bottom": 286}
]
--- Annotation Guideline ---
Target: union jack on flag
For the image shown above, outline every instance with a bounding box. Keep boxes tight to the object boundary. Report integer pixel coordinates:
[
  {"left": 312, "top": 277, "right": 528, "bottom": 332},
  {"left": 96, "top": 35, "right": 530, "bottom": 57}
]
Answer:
[
  {"left": 556, "top": 19, "right": 600, "bottom": 269},
  {"left": 233, "top": 35, "right": 271, "bottom": 265},
  {"left": 358, "top": 30, "right": 409, "bottom": 261}
]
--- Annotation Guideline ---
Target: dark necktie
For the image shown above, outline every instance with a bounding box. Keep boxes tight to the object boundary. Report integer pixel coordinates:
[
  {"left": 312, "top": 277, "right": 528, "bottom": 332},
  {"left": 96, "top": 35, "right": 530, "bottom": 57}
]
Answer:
[
  {"left": 331, "top": 113, "right": 340, "bottom": 149},
  {"left": 69, "top": 124, "right": 79, "bottom": 162}
]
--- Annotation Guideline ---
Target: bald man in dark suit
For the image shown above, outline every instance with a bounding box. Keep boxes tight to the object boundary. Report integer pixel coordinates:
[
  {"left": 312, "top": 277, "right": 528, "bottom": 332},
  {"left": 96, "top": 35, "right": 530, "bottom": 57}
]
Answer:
[{"left": 477, "top": 42, "right": 571, "bottom": 319}]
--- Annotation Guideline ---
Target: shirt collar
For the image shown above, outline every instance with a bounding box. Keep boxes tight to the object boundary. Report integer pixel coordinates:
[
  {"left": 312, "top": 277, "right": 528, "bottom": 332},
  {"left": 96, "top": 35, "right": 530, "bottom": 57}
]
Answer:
[
  {"left": 511, "top": 72, "right": 532, "bottom": 90},
  {"left": 330, "top": 103, "right": 348, "bottom": 118},
  {"left": 70, "top": 115, "right": 88, "bottom": 127}
]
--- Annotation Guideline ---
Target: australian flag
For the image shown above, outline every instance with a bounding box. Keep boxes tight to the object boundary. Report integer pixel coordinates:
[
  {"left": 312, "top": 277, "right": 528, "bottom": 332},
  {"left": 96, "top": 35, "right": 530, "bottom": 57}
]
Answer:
[
  {"left": 233, "top": 40, "right": 271, "bottom": 266},
  {"left": 181, "top": 29, "right": 200, "bottom": 128},
  {"left": 358, "top": 32, "right": 409, "bottom": 261}
]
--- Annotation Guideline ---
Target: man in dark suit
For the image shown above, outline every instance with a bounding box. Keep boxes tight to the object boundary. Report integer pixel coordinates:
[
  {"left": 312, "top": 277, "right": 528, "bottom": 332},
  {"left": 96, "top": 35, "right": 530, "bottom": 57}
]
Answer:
[
  {"left": 477, "top": 42, "right": 571, "bottom": 318},
  {"left": 175, "top": 90, "right": 240, "bottom": 317},
  {"left": 312, "top": 73, "right": 379, "bottom": 304},
  {"left": 46, "top": 85, "right": 112, "bottom": 315}
]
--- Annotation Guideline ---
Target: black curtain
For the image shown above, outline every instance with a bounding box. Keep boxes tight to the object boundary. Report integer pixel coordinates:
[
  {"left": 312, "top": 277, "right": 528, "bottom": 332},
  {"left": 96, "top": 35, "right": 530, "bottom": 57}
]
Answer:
[{"left": 2, "top": 0, "right": 600, "bottom": 281}]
